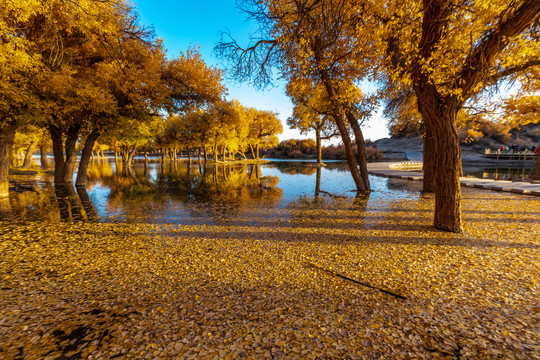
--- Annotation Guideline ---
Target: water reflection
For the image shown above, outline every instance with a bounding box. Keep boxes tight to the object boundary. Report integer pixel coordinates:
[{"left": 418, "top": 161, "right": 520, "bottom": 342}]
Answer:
[
  {"left": 3, "top": 159, "right": 422, "bottom": 224},
  {"left": 462, "top": 166, "right": 535, "bottom": 181}
]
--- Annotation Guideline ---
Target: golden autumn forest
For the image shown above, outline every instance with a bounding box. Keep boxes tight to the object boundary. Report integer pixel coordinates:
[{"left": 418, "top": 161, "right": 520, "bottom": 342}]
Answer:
[{"left": 1, "top": 0, "right": 539, "bottom": 359}]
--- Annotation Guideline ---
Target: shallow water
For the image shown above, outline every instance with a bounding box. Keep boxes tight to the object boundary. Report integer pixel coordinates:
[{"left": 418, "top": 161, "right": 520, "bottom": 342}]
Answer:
[
  {"left": 462, "top": 165, "right": 535, "bottom": 181},
  {"left": 4, "top": 159, "right": 424, "bottom": 224}
]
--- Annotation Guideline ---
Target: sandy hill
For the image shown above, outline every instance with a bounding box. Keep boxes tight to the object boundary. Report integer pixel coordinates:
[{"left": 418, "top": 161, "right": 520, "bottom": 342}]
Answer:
[{"left": 373, "top": 122, "right": 540, "bottom": 153}]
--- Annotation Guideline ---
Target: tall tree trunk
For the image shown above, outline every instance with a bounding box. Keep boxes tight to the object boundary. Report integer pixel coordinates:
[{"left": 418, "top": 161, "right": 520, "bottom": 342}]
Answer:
[
  {"left": 319, "top": 69, "right": 365, "bottom": 191},
  {"left": 0, "top": 121, "right": 17, "bottom": 198},
  {"left": 121, "top": 148, "right": 128, "bottom": 166},
  {"left": 345, "top": 110, "right": 370, "bottom": 191},
  {"left": 76, "top": 129, "right": 100, "bottom": 186},
  {"left": 22, "top": 140, "right": 38, "bottom": 168},
  {"left": 49, "top": 124, "right": 66, "bottom": 186},
  {"left": 316, "top": 127, "right": 322, "bottom": 165},
  {"left": 128, "top": 145, "right": 137, "bottom": 165},
  {"left": 40, "top": 143, "right": 50, "bottom": 168},
  {"left": 332, "top": 112, "right": 366, "bottom": 192},
  {"left": 187, "top": 149, "right": 192, "bottom": 163},
  {"left": 416, "top": 91, "right": 463, "bottom": 232},
  {"left": 255, "top": 144, "right": 260, "bottom": 159}
]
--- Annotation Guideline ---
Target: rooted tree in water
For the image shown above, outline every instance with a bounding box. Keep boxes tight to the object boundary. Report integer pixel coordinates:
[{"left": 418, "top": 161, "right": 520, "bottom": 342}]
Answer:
[
  {"left": 246, "top": 108, "right": 283, "bottom": 159},
  {"left": 0, "top": 0, "right": 43, "bottom": 198},
  {"left": 215, "top": 0, "right": 378, "bottom": 192},
  {"left": 0, "top": 0, "right": 227, "bottom": 196}
]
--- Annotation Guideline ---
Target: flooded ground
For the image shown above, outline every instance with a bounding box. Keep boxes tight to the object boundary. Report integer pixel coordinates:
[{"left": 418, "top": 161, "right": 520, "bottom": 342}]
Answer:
[
  {"left": 2, "top": 158, "right": 539, "bottom": 359},
  {"left": 3, "top": 159, "right": 423, "bottom": 224}
]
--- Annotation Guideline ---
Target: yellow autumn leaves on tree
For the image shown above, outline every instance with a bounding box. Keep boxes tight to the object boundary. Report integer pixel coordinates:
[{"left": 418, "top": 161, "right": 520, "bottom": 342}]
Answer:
[{"left": 216, "top": 0, "right": 540, "bottom": 232}]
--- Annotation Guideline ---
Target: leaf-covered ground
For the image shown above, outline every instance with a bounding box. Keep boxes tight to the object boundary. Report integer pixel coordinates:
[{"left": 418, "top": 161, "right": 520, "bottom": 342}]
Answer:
[{"left": 1, "top": 189, "right": 539, "bottom": 359}]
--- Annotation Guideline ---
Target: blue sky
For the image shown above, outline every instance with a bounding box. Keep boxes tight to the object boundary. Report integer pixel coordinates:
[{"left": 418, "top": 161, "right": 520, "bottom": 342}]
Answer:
[{"left": 133, "top": 0, "right": 390, "bottom": 141}]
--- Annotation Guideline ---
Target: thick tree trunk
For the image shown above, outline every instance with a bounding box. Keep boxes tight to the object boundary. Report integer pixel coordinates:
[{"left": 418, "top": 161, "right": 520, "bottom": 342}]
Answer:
[
  {"left": 63, "top": 125, "right": 81, "bottom": 185},
  {"left": 0, "top": 121, "right": 17, "bottom": 198},
  {"left": 416, "top": 92, "right": 463, "bottom": 232},
  {"left": 49, "top": 124, "right": 66, "bottom": 186},
  {"left": 433, "top": 116, "right": 462, "bottom": 232},
  {"left": 40, "top": 143, "right": 50, "bottom": 168},
  {"left": 345, "top": 110, "right": 370, "bottom": 191},
  {"left": 422, "top": 126, "right": 436, "bottom": 192},
  {"left": 22, "top": 140, "right": 38, "bottom": 168},
  {"left": 121, "top": 148, "right": 128, "bottom": 166},
  {"left": 128, "top": 145, "right": 137, "bottom": 165},
  {"left": 76, "top": 129, "right": 100, "bottom": 186}
]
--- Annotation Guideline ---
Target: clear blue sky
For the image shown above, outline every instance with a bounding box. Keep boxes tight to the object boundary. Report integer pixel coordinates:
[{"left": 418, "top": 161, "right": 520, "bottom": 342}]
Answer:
[{"left": 133, "top": 0, "right": 390, "bottom": 141}]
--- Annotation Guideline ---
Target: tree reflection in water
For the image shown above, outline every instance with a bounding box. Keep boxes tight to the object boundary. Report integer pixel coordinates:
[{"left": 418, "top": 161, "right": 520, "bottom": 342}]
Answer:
[
  {"left": 0, "top": 175, "right": 57, "bottom": 222},
  {"left": 0, "top": 196, "right": 12, "bottom": 219},
  {"left": 83, "top": 161, "right": 284, "bottom": 223},
  {"left": 2, "top": 160, "right": 422, "bottom": 224}
]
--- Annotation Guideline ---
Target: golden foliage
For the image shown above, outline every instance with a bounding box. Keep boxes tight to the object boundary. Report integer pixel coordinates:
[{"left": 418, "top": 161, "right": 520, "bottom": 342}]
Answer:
[{"left": 0, "top": 188, "right": 538, "bottom": 358}]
